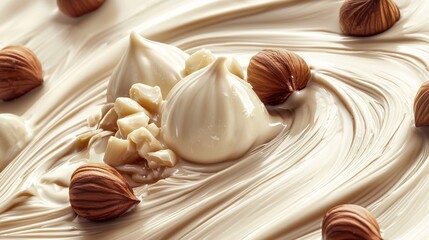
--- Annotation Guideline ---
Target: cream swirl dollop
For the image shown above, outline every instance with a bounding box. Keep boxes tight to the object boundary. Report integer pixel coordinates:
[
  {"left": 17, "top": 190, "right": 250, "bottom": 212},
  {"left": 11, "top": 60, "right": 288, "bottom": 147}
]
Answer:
[
  {"left": 107, "top": 32, "right": 189, "bottom": 101},
  {"left": 161, "top": 57, "right": 282, "bottom": 164},
  {"left": 0, "top": 114, "right": 31, "bottom": 171}
]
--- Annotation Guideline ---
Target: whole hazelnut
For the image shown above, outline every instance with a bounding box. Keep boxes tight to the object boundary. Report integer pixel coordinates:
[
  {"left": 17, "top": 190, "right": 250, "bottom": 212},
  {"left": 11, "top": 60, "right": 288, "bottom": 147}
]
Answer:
[
  {"left": 322, "top": 204, "right": 382, "bottom": 240},
  {"left": 340, "top": 0, "right": 400, "bottom": 37},
  {"left": 69, "top": 163, "right": 140, "bottom": 221},
  {"left": 247, "top": 49, "right": 311, "bottom": 105},
  {"left": 57, "top": 0, "right": 106, "bottom": 18},
  {"left": 0, "top": 46, "right": 43, "bottom": 101}
]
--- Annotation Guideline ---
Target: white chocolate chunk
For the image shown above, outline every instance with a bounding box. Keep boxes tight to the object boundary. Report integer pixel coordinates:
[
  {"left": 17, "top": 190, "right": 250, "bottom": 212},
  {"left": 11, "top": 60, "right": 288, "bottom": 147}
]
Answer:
[
  {"left": 147, "top": 123, "right": 160, "bottom": 137},
  {"left": 146, "top": 149, "right": 177, "bottom": 169},
  {"left": 185, "top": 49, "right": 216, "bottom": 76},
  {"left": 129, "top": 83, "right": 163, "bottom": 113},
  {"left": 185, "top": 49, "right": 244, "bottom": 79},
  {"left": 117, "top": 112, "right": 150, "bottom": 138},
  {"left": 98, "top": 108, "right": 118, "bottom": 131},
  {"left": 114, "top": 97, "right": 148, "bottom": 118},
  {"left": 128, "top": 127, "right": 162, "bottom": 158},
  {"left": 103, "top": 137, "right": 140, "bottom": 167}
]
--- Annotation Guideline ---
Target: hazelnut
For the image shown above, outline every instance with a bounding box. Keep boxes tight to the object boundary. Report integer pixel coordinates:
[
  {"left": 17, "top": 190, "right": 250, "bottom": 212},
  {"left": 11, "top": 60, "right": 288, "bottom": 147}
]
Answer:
[
  {"left": 69, "top": 163, "right": 140, "bottom": 221},
  {"left": 57, "top": 0, "right": 106, "bottom": 18},
  {"left": 414, "top": 81, "right": 429, "bottom": 127},
  {"left": 340, "top": 0, "right": 400, "bottom": 37},
  {"left": 247, "top": 49, "right": 311, "bottom": 105},
  {"left": 0, "top": 46, "right": 43, "bottom": 101},
  {"left": 322, "top": 204, "right": 382, "bottom": 240}
]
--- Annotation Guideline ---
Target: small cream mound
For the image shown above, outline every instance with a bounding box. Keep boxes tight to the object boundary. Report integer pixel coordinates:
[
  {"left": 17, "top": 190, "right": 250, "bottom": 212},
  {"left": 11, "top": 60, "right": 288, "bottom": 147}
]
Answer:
[
  {"left": 106, "top": 32, "right": 189, "bottom": 101},
  {"left": 0, "top": 114, "right": 31, "bottom": 171},
  {"left": 162, "top": 57, "right": 282, "bottom": 164}
]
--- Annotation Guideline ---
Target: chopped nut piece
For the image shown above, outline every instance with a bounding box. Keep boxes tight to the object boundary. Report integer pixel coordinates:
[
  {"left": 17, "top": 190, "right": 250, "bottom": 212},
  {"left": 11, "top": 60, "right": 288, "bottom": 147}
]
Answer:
[
  {"left": 129, "top": 84, "right": 163, "bottom": 113},
  {"left": 115, "top": 131, "right": 123, "bottom": 138},
  {"left": 146, "top": 123, "right": 160, "bottom": 137},
  {"left": 104, "top": 137, "right": 140, "bottom": 167},
  {"left": 146, "top": 149, "right": 177, "bottom": 169},
  {"left": 185, "top": 49, "right": 216, "bottom": 75},
  {"left": 128, "top": 127, "right": 162, "bottom": 158},
  {"left": 185, "top": 49, "right": 244, "bottom": 79},
  {"left": 114, "top": 97, "right": 149, "bottom": 118},
  {"left": 117, "top": 112, "right": 150, "bottom": 138},
  {"left": 99, "top": 108, "right": 118, "bottom": 131}
]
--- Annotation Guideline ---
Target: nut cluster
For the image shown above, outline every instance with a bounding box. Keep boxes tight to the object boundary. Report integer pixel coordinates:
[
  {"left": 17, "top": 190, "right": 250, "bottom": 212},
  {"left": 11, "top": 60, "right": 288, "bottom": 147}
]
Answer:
[
  {"left": 322, "top": 204, "right": 382, "bottom": 240},
  {"left": 69, "top": 163, "right": 140, "bottom": 221},
  {"left": 102, "top": 83, "right": 178, "bottom": 169},
  {"left": 247, "top": 49, "right": 311, "bottom": 105},
  {"left": 340, "top": 0, "right": 400, "bottom": 37},
  {"left": 0, "top": 46, "right": 43, "bottom": 100}
]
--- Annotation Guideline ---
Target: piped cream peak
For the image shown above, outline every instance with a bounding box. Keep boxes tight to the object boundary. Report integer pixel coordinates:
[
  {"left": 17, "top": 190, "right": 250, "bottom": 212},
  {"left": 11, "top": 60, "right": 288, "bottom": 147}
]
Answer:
[{"left": 107, "top": 32, "right": 189, "bottom": 101}]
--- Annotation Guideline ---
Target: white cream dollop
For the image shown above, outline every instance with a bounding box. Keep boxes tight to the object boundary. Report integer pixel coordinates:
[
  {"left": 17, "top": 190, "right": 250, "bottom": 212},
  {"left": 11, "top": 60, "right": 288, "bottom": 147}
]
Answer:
[
  {"left": 161, "top": 57, "right": 281, "bottom": 164},
  {"left": 107, "top": 32, "right": 189, "bottom": 101},
  {"left": 0, "top": 114, "right": 31, "bottom": 171}
]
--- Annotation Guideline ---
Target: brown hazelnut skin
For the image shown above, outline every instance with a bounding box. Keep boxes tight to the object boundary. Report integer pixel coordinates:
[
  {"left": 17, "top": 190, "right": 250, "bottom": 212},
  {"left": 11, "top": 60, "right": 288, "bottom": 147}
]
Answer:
[
  {"left": 57, "top": 0, "right": 106, "bottom": 18},
  {"left": 339, "top": 0, "right": 400, "bottom": 37},
  {"left": 414, "top": 81, "right": 429, "bottom": 127},
  {"left": 69, "top": 163, "right": 140, "bottom": 221},
  {"left": 0, "top": 46, "right": 43, "bottom": 101},
  {"left": 247, "top": 49, "right": 311, "bottom": 105},
  {"left": 322, "top": 204, "right": 383, "bottom": 240}
]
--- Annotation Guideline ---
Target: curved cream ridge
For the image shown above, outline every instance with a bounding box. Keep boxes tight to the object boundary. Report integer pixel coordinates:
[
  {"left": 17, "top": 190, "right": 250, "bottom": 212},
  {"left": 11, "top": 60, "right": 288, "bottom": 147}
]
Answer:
[{"left": 1, "top": 0, "right": 429, "bottom": 239}]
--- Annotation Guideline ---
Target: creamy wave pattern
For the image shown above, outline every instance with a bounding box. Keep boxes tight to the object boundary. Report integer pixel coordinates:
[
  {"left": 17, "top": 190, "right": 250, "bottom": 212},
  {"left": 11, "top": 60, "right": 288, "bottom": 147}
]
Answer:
[{"left": 1, "top": 0, "right": 429, "bottom": 239}]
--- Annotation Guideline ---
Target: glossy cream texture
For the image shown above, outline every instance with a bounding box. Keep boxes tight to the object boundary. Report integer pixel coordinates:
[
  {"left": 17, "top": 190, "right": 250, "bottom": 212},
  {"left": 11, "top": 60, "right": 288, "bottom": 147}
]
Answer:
[{"left": 1, "top": 0, "right": 429, "bottom": 239}]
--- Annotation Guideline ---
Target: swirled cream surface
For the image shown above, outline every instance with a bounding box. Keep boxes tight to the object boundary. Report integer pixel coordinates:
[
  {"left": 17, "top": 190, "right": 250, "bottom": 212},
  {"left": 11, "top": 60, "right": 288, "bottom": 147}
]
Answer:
[{"left": 1, "top": 0, "right": 429, "bottom": 239}]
